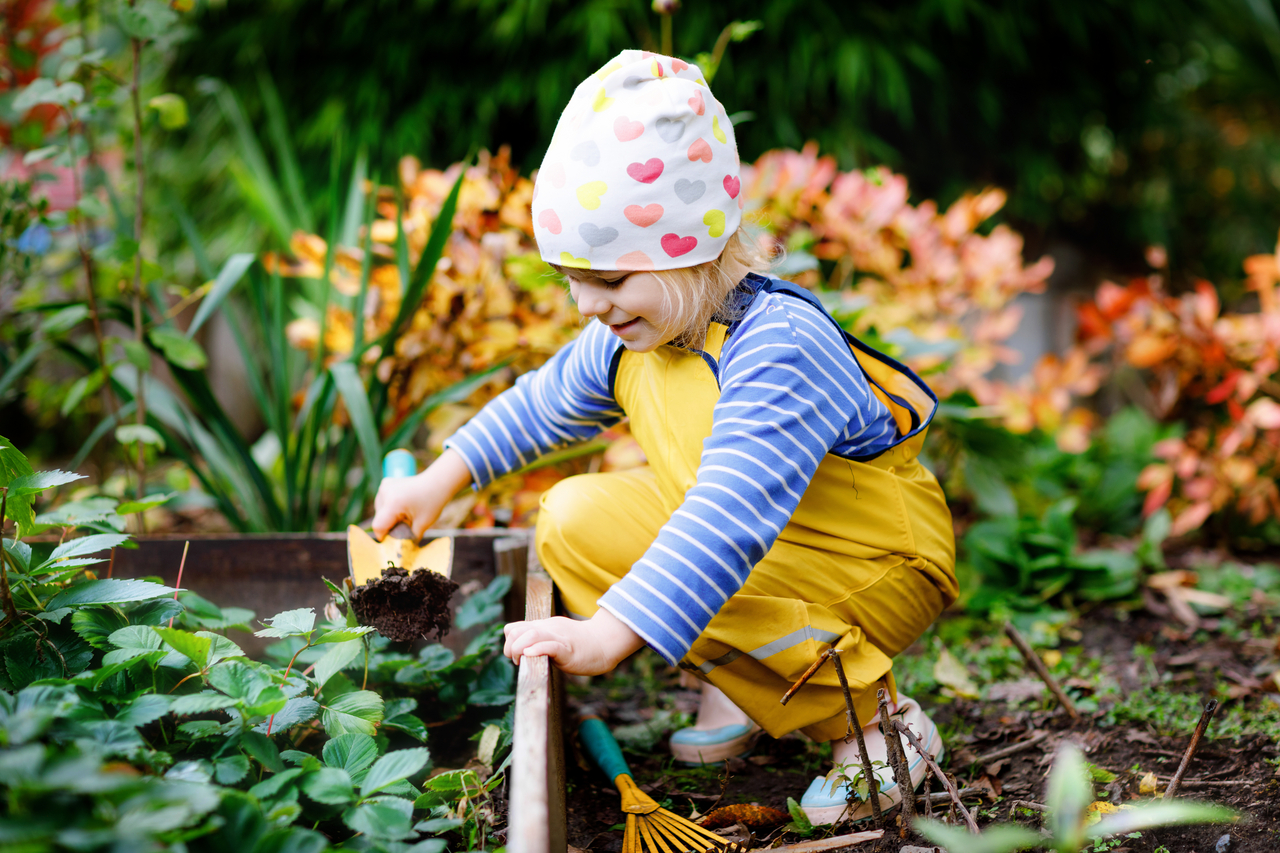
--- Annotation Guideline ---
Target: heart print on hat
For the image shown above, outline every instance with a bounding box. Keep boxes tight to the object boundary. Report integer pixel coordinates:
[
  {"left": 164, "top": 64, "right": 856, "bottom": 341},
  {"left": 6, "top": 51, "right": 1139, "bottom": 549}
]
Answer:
[{"left": 532, "top": 50, "right": 742, "bottom": 270}]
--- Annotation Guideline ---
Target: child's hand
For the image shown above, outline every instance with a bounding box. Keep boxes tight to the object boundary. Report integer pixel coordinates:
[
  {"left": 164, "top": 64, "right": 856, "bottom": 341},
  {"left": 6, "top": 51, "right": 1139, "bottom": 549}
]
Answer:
[
  {"left": 371, "top": 449, "right": 472, "bottom": 540},
  {"left": 503, "top": 608, "right": 645, "bottom": 676}
]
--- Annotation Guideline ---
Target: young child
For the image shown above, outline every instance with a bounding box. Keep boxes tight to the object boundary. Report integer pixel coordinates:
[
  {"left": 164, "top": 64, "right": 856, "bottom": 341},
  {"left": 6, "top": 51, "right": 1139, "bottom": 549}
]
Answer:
[{"left": 372, "top": 49, "right": 958, "bottom": 824}]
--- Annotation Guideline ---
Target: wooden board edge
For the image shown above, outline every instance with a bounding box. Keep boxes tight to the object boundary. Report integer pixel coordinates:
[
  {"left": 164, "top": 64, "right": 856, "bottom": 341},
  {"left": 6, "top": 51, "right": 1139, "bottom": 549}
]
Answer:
[{"left": 508, "top": 572, "right": 565, "bottom": 853}]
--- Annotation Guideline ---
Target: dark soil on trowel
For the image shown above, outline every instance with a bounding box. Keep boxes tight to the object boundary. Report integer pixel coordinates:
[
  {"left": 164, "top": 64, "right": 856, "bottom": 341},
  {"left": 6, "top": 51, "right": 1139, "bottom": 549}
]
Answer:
[
  {"left": 349, "top": 565, "right": 459, "bottom": 643},
  {"left": 559, "top": 604, "right": 1280, "bottom": 853}
]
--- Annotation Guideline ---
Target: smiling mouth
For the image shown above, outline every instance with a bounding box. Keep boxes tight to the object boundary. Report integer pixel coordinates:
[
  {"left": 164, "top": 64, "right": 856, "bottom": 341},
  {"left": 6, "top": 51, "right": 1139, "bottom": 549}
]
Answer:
[{"left": 609, "top": 318, "right": 640, "bottom": 332}]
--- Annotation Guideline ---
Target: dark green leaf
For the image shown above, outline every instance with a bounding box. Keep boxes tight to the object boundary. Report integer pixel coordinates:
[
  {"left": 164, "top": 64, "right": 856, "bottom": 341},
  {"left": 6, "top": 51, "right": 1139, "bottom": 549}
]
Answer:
[
  {"left": 154, "top": 627, "right": 211, "bottom": 670},
  {"left": 322, "top": 732, "right": 378, "bottom": 774},
  {"left": 149, "top": 327, "right": 208, "bottom": 370},
  {"left": 321, "top": 690, "right": 384, "bottom": 737},
  {"left": 360, "top": 747, "right": 430, "bottom": 796},
  {"left": 252, "top": 697, "right": 319, "bottom": 735},
  {"left": 242, "top": 730, "right": 285, "bottom": 772},
  {"left": 47, "top": 578, "right": 175, "bottom": 609},
  {"left": 302, "top": 766, "right": 355, "bottom": 804},
  {"left": 342, "top": 799, "right": 414, "bottom": 841}
]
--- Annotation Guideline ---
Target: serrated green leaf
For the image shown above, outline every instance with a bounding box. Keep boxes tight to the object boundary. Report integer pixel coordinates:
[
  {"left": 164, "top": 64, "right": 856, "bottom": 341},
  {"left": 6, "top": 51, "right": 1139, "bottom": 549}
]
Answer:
[
  {"left": 255, "top": 608, "right": 316, "bottom": 639},
  {"left": 7, "top": 469, "right": 86, "bottom": 497},
  {"left": 170, "top": 691, "right": 239, "bottom": 715},
  {"left": 360, "top": 747, "right": 430, "bottom": 796},
  {"left": 114, "top": 694, "right": 171, "bottom": 727},
  {"left": 154, "top": 627, "right": 211, "bottom": 670},
  {"left": 321, "top": 691, "right": 383, "bottom": 737},
  {"left": 241, "top": 730, "right": 284, "bottom": 772},
  {"left": 343, "top": 799, "right": 414, "bottom": 841},
  {"left": 214, "top": 754, "right": 251, "bottom": 785},
  {"left": 207, "top": 660, "right": 273, "bottom": 701},
  {"left": 313, "top": 640, "right": 363, "bottom": 690},
  {"left": 47, "top": 579, "right": 175, "bottom": 609},
  {"left": 322, "top": 733, "right": 378, "bottom": 774},
  {"left": 70, "top": 608, "right": 129, "bottom": 648},
  {"left": 38, "top": 533, "right": 130, "bottom": 570},
  {"left": 313, "top": 627, "right": 375, "bottom": 644},
  {"left": 116, "top": 492, "right": 174, "bottom": 515},
  {"left": 253, "top": 697, "right": 319, "bottom": 735},
  {"left": 302, "top": 766, "right": 355, "bottom": 805}
]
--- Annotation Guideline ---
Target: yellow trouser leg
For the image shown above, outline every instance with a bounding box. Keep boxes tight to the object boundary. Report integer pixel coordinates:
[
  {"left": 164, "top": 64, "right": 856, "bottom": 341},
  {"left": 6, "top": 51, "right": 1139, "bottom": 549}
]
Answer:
[{"left": 534, "top": 468, "right": 948, "bottom": 739}]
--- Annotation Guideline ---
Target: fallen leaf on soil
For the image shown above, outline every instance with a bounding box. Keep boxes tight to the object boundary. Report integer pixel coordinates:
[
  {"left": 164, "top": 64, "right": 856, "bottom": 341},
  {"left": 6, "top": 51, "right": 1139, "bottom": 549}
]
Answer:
[
  {"left": 698, "top": 804, "right": 790, "bottom": 829},
  {"left": 934, "top": 643, "right": 980, "bottom": 698},
  {"left": 711, "top": 822, "right": 753, "bottom": 847},
  {"left": 987, "top": 678, "right": 1045, "bottom": 704},
  {"left": 1148, "top": 569, "right": 1199, "bottom": 589},
  {"left": 1139, "top": 771, "right": 1159, "bottom": 794}
]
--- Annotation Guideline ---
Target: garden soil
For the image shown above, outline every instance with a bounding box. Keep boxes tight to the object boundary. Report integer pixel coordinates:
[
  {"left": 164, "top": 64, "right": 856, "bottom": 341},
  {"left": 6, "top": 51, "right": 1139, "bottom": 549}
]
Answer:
[
  {"left": 349, "top": 566, "right": 459, "bottom": 643},
  {"left": 513, "top": 606, "right": 1280, "bottom": 853}
]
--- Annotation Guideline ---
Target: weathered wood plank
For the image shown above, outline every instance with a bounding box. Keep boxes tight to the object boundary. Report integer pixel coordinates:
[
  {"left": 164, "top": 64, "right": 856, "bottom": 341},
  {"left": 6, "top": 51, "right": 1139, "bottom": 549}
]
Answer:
[{"left": 509, "top": 571, "right": 566, "bottom": 853}]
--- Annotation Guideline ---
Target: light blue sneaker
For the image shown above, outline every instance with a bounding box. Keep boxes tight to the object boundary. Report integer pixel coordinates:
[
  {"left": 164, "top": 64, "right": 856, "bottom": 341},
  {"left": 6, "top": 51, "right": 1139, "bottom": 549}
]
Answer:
[
  {"left": 799, "top": 696, "right": 943, "bottom": 825},
  {"left": 669, "top": 721, "right": 763, "bottom": 765}
]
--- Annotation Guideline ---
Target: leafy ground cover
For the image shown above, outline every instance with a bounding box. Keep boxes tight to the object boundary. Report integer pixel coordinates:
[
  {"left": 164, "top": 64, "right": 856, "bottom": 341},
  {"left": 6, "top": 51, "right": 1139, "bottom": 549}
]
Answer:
[{"left": 557, "top": 553, "right": 1280, "bottom": 852}]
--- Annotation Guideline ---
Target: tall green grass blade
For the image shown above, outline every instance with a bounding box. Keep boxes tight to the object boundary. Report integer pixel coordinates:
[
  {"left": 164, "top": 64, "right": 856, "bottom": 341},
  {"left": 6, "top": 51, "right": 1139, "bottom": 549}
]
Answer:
[
  {"left": 257, "top": 66, "right": 314, "bottom": 234},
  {"left": 188, "top": 253, "right": 254, "bottom": 338},
  {"left": 166, "top": 189, "right": 216, "bottom": 281},
  {"left": 210, "top": 79, "right": 295, "bottom": 246},
  {"left": 379, "top": 167, "right": 464, "bottom": 352},
  {"left": 221, "top": 301, "right": 278, "bottom": 438},
  {"left": 351, "top": 173, "right": 378, "bottom": 357},
  {"left": 385, "top": 360, "right": 509, "bottom": 449},
  {"left": 395, "top": 189, "right": 409, "bottom": 297},
  {"left": 330, "top": 362, "right": 382, "bottom": 496},
  {"left": 340, "top": 148, "right": 368, "bottom": 248},
  {"left": 69, "top": 400, "right": 134, "bottom": 470},
  {"left": 0, "top": 339, "right": 47, "bottom": 402}
]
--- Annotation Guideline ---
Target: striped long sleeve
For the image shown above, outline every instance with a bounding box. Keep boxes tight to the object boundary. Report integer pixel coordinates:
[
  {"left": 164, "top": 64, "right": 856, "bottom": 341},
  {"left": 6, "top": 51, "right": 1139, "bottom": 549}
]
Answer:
[
  {"left": 443, "top": 320, "right": 625, "bottom": 484},
  {"left": 596, "top": 294, "right": 896, "bottom": 664},
  {"left": 445, "top": 285, "right": 899, "bottom": 666}
]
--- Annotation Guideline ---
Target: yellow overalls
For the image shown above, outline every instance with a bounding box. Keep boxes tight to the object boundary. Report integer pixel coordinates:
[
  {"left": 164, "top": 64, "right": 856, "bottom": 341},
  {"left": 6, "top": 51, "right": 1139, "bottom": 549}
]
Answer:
[{"left": 536, "top": 285, "right": 957, "bottom": 741}]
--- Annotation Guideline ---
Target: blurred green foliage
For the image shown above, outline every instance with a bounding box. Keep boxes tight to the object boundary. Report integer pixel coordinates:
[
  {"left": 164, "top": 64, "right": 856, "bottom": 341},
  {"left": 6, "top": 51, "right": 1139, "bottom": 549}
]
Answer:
[{"left": 162, "top": 0, "right": 1280, "bottom": 283}]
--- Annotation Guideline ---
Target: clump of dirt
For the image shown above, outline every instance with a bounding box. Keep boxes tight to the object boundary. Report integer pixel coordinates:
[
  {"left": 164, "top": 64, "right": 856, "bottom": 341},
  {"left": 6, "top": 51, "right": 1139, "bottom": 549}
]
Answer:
[{"left": 349, "top": 565, "right": 458, "bottom": 642}]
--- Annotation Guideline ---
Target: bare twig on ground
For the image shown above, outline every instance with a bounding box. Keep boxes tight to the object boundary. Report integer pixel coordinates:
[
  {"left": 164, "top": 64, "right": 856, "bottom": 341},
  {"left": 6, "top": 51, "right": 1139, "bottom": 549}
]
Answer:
[
  {"left": 877, "top": 688, "right": 914, "bottom": 835},
  {"left": 1165, "top": 698, "right": 1219, "bottom": 800},
  {"left": 781, "top": 648, "right": 835, "bottom": 705},
  {"left": 893, "top": 720, "right": 979, "bottom": 834},
  {"left": 770, "top": 829, "right": 884, "bottom": 851},
  {"left": 1003, "top": 621, "right": 1080, "bottom": 719},
  {"left": 831, "top": 651, "right": 883, "bottom": 828},
  {"left": 972, "top": 731, "right": 1050, "bottom": 765},
  {"left": 917, "top": 788, "right": 985, "bottom": 807},
  {"left": 1008, "top": 800, "right": 1048, "bottom": 816}
]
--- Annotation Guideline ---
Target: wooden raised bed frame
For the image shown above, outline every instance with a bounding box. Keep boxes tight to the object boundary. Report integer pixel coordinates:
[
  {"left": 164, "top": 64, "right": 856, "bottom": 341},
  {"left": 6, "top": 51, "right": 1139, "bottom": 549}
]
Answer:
[{"left": 109, "top": 529, "right": 567, "bottom": 850}]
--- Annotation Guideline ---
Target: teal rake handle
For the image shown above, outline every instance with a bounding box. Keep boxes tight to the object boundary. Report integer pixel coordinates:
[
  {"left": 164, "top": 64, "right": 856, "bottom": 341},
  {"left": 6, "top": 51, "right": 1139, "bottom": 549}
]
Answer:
[{"left": 579, "top": 716, "right": 632, "bottom": 782}]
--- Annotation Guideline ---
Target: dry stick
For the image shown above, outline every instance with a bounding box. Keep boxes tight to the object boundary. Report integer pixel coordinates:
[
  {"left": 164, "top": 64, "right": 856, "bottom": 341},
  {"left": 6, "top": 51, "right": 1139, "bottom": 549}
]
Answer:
[
  {"left": 972, "top": 730, "right": 1050, "bottom": 765},
  {"left": 830, "top": 650, "right": 884, "bottom": 828},
  {"left": 780, "top": 647, "right": 835, "bottom": 705},
  {"left": 127, "top": 3, "right": 148, "bottom": 521},
  {"left": 918, "top": 788, "right": 985, "bottom": 807},
  {"left": 876, "top": 688, "right": 914, "bottom": 836},
  {"left": 1003, "top": 621, "right": 1079, "bottom": 719},
  {"left": 166, "top": 541, "right": 190, "bottom": 629},
  {"left": 893, "top": 720, "right": 979, "bottom": 835},
  {"left": 1164, "top": 699, "right": 1219, "bottom": 799}
]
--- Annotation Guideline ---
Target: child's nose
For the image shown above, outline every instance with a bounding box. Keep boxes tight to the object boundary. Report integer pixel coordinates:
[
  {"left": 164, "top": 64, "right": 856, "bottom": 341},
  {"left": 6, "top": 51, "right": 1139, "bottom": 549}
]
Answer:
[{"left": 574, "top": 285, "right": 610, "bottom": 318}]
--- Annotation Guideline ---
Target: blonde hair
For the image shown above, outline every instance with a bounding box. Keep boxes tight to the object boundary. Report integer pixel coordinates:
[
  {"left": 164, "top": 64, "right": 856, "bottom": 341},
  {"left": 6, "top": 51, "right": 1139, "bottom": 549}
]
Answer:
[{"left": 550, "top": 226, "right": 773, "bottom": 349}]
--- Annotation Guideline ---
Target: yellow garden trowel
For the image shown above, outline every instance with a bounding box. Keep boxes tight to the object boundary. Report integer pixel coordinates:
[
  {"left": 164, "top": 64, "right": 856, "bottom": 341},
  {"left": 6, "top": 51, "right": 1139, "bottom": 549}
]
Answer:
[{"left": 347, "top": 450, "right": 454, "bottom": 587}]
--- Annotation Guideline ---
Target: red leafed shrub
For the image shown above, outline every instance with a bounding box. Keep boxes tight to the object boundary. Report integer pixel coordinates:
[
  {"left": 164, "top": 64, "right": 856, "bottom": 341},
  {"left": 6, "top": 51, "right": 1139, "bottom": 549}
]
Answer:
[{"left": 1072, "top": 242, "right": 1280, "bottom": 538}]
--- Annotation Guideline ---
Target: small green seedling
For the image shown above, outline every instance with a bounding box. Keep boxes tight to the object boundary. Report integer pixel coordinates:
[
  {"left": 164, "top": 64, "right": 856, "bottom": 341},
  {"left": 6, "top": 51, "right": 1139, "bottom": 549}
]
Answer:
[{"left": 917, "top": 743, "right": 1236, "bottom": 853}]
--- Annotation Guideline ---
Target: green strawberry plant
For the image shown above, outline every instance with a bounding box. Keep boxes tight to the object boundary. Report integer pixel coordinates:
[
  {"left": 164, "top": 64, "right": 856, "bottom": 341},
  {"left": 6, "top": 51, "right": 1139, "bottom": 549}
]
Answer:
[{"left": 1, "top": 436, "right": 515, "bottom": 851}]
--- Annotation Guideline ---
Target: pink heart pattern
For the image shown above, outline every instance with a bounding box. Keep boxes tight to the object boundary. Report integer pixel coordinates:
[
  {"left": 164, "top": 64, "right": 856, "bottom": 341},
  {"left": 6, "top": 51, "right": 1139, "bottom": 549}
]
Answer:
[
  {"left": 613, "top": 116, "right": 644, "bottom": 142},
  {"left": 687, "top": 138, "right": 712, "bottom": 163},
  {"left": 624, "top": 204, "right": 664, "bottom": 227},
  {"left": 661, "top": 233, "right": 698, "bottom": 257},
  {"left": 530, "top": 50, "right": 741, "bottom": 271},
  {"left": 626, "top": 159, "right": 664, "bottom": 183},
  {"left": 537, "top": 209, "right": 562, "bottom": 234}
]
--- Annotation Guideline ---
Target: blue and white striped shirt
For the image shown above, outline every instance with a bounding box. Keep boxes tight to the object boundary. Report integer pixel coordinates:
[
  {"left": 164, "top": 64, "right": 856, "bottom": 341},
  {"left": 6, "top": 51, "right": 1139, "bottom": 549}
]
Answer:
[{"left": 445, "top": 277, "right": 899, "bottom": 665}]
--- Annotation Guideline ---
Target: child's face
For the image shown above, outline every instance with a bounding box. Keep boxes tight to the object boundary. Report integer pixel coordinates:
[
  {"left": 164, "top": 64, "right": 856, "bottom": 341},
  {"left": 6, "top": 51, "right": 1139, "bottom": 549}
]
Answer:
[{"left": 567, "top": 271, "right": 678, "bottom": 353}]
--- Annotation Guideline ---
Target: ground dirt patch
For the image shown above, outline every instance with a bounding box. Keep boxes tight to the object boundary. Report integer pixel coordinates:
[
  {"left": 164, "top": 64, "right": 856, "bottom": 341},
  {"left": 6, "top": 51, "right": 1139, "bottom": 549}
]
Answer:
[{"left": 552, "top": 602, "right": 1280, "bottom": 852}]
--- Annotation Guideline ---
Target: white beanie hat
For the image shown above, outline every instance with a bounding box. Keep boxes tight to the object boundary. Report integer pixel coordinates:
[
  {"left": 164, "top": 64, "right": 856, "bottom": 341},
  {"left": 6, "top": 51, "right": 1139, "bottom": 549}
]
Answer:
[{"left": 532, "top": 50, "right": 743, "bottom": 271}]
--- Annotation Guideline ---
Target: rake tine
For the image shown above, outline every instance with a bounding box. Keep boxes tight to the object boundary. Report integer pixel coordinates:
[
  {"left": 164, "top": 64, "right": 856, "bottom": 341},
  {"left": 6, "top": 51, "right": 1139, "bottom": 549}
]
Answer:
[
  {"left": 624, "top": 815, "right": 641, "bottom": 853},
  {"left": 650, "top": 810, "right": 727, "bottom": 850},
  {"left": 639, "top": 816, "right": 677, "bottom": 853}
]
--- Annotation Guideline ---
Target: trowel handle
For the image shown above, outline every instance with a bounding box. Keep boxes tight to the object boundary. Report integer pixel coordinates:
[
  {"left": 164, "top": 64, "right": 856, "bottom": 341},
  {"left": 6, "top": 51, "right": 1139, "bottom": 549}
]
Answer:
[{"left": 382, "top": 450, "right": 418, "bottom": 540}]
